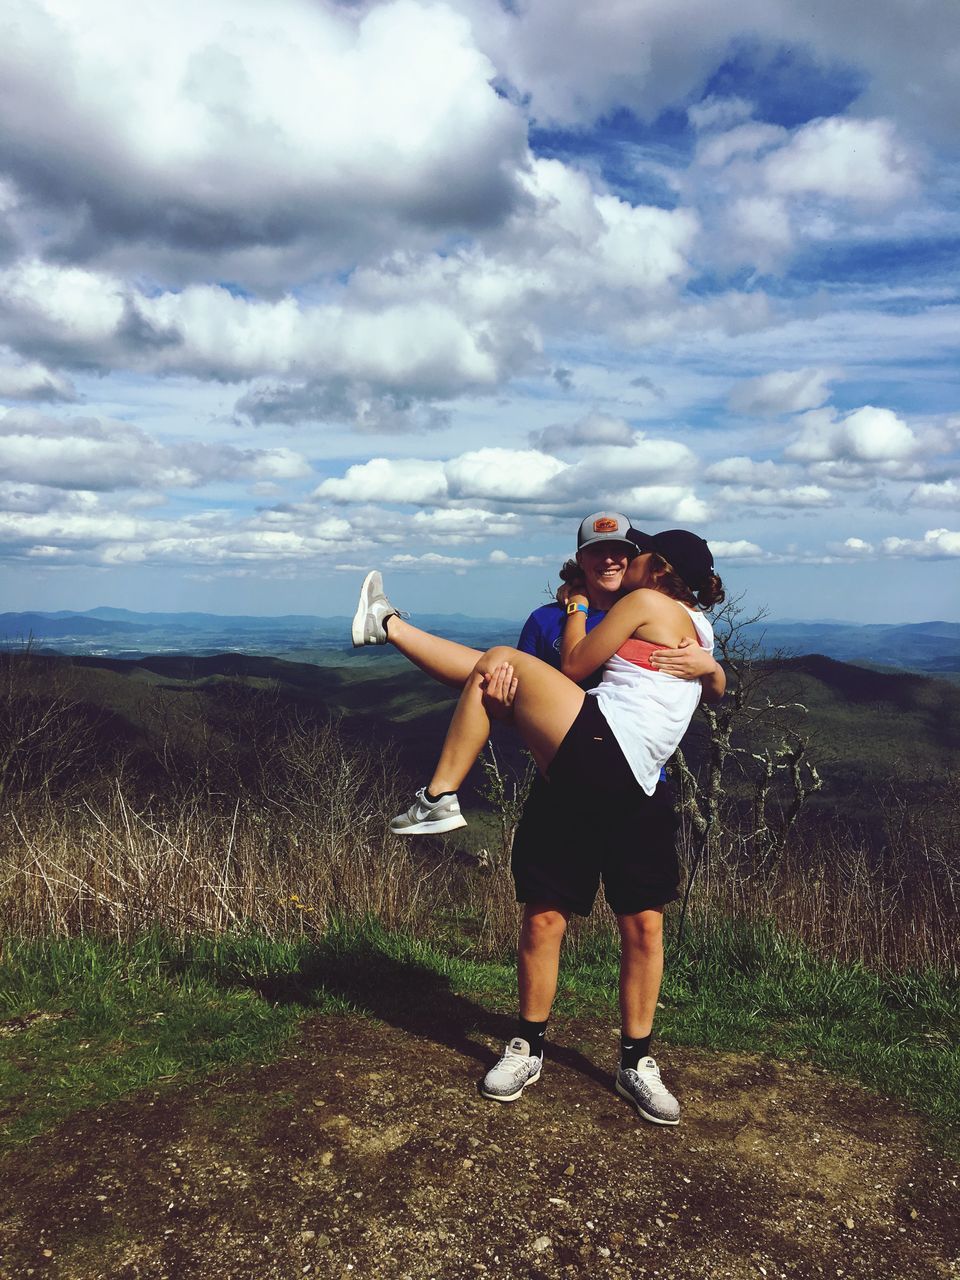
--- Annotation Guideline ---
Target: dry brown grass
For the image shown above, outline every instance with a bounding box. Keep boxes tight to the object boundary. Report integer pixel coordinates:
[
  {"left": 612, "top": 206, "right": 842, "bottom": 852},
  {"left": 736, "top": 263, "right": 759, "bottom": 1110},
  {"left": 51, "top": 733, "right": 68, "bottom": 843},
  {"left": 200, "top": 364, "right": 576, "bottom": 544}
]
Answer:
[
  {"left": 677, "top": 800, "right": 960, "bottom": 972},
  {"left": 2, "top": 711, "right": 957, "bottom": 973}
]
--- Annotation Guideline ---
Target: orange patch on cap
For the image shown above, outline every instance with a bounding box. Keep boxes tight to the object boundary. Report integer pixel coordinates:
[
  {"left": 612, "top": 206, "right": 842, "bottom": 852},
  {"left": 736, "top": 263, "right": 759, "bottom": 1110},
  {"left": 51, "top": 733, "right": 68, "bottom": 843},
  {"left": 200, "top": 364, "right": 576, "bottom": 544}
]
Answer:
[{"left": 593, "top": 517, "right": 619, "bottom": 533}]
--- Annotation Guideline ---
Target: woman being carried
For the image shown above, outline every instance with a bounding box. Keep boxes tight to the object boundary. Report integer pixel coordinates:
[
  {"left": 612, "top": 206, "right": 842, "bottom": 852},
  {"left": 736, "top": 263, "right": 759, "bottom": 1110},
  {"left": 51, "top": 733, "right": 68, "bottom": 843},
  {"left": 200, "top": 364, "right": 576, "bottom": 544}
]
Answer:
[{"left": 353, "top": 527, "right": 724, "bottom": 836}]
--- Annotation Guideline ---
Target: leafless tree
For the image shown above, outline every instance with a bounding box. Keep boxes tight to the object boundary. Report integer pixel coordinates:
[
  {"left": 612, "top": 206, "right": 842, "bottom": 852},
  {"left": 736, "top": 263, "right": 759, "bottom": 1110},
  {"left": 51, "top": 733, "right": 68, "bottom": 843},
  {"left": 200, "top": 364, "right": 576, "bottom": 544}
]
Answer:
[{"left": 674, "top": 595, "right": 824, "bottom": 937}]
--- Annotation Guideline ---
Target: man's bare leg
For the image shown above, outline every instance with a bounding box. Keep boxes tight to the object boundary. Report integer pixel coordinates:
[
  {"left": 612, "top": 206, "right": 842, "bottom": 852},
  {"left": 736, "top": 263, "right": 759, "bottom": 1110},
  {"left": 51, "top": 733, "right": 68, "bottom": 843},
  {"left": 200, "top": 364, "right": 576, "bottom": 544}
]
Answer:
[
  {"left": 519, "top": 903, "right": 570, "bottom": 1021},
  {"left": 479, "top": 903, "right": 569, "bottom": 1101},
  {"left": 617, "top": 908, "right": 664, "bottom": 1039},
  {"left": 615, "top": 907, "right": 680, "bottom": 1124}
]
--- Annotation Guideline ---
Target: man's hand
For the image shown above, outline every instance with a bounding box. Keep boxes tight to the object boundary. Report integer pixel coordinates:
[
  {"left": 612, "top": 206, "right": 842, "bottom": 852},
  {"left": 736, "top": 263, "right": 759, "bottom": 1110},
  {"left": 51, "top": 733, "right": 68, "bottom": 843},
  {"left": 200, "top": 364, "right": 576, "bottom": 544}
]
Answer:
[
  {"left": 480, "top": 661, "right": 519, "bottom": 721},
  {"left": 650, "top": 636, "right": 721, "bottom": 680}
]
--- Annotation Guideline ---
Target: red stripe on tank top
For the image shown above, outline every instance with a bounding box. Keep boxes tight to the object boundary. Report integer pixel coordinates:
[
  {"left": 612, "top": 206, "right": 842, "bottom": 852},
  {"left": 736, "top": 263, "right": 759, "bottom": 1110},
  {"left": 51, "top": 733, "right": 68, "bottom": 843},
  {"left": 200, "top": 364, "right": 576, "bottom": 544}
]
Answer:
[{"left": 615, "top": 638, "right": 663, "bottom": 670}]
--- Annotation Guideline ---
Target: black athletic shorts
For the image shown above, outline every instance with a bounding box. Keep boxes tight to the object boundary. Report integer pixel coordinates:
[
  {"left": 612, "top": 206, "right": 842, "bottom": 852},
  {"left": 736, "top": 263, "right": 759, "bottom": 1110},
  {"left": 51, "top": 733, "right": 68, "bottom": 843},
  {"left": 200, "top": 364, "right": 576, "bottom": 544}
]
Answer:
[{"left": 510, "top": 696, "right": 680, "bottom": 917}]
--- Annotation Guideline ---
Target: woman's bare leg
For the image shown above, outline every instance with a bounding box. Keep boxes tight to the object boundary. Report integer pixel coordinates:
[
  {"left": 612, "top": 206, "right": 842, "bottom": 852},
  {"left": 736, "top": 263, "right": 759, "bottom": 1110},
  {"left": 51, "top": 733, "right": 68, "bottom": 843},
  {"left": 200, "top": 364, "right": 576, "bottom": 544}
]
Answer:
[
  {"left": 427, "top": 646, "right": 585, "bottom": 794},
  {"left": 385, "top": 615, "right": 482, "bottom": 690}
]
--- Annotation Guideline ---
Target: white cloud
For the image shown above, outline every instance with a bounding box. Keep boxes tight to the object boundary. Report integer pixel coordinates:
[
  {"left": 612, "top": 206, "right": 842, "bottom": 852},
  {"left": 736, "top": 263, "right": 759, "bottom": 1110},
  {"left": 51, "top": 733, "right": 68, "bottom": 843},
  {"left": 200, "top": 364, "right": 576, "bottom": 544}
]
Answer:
[
  {"left": 410, "top": 507, "right": 522, "bottom": 543},
  {"left": 0, "top": 481, "right": 99, "bottom": 515},
  {"left": 552, "top": 438, "right": 696, "bottom": 490},
  {"left": 0, "top": 507, "right": 141, "bottom": 548},
  {"left": 787, "top": 406, "right": 919, "bottom": 464},
  {"left": 1, "top": 0, "right": 527, "bottom": 280},
  {"left": 687, "top": 96, "right": 754, "bottom": 133},
  {"left": 705, "top": 457, "right": 788, "bottom": 485},
  {"left": 909, "top": 479, "right": 960, "bottom": 508},
  {"left": 764, "top": 117, "right": 917, "bottom": 206},
  {"left": 825, "top": 529, "right": 960, "bottom": 561},
  {"left": 613, "top": 487, "right": 709, "bottom": 524},
  {"left": 315, "top": 458, "right": 449, "bottom": 505},
  {"left": 717, "top": 195, "right": 793, "bottom": 271},
  {"left": 314, "top": 438, "right": 701, "bottom": 519},
  {"left": 728, "top": 368, "right": 837, "bottom": 416},
  {"left": 697, "top": 122, "right": 787, "bottom": 169},
  {"left": 386, "top": 552, "right": 478, "bottom": 571},
  {"left": 465, "top": 0, "right": 960, "bottom": 152},
  {"left": 235, "top": 380, "right": 450, "bottom": 434},
  {"left": 710, "top": 539, "right": 765, "bottom": 559},
  {"left": 0, "top": 409, "right": 310, "bottom": 491},
  {"left": 0, "top": 152, "right": 699, "bottom": 399},
  {"left": 488, "top": 548, "right": 547, "bottom": 567},
  {"left": 445, "top": 448, "right": 568, "bottom": 502},
  {"left": 0, "top": 352, "right": 77, "bottom": 402},
  {"left": 828, "top": 537, "right": 874, "bottom": 557},
  {"left": 880, "top": 528, "right": 960, "bottom": 558},
  {"left": 530, "top": 412, "right": 636, "bottom": 453},
  {"left": 0, "top": 261, "right": 127, "bottom": 364},
  {"left": 714, "top": 484, "right": 833, "bottom": 510}
]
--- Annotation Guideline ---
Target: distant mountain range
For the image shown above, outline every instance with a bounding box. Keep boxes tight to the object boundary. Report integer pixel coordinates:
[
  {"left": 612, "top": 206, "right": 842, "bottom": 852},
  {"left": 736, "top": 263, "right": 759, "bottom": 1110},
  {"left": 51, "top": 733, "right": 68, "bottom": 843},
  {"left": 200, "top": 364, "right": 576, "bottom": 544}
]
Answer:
[
  {"left": 7, "top": 648, "right": 958, "bottom": 819},
  {"left": 735, "top": 619, "right": 960, "bottom": 675},
  {"left": 1, "top": 608, "right": 958, "bottom": 674}
]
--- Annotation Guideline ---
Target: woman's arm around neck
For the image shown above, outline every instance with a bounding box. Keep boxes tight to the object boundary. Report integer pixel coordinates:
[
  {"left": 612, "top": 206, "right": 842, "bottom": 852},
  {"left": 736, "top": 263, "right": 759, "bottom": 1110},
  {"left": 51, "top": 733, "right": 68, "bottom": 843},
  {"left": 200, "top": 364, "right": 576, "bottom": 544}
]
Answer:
[{"left": 560, "top": 588, "right": 693, "bottom": 683}]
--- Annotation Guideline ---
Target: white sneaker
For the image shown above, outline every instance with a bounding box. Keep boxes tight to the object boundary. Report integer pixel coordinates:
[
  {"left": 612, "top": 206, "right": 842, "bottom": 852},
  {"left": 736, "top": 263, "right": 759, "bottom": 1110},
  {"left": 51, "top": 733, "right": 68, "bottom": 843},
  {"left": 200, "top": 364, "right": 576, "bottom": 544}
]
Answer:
[
  {"left": 615, "top": 1056, "right": 680, "bottom": 1125},
  {"left": 352, "top": 570, "right": 400, "bottom": 646},
  {"left": 389, "top": 787, "right": 467, "bottom": 836},
  {"left": 480, "top": 1037, "right": 542, "bottom": 1102}
]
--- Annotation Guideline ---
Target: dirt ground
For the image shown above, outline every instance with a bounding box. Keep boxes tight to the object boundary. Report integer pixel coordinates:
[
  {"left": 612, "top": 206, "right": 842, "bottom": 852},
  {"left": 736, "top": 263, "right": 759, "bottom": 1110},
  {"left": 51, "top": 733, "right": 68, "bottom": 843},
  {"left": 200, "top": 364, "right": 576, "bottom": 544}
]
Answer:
[{"left": 1, "top": 1005, "right": 958, "bottom": 1280}]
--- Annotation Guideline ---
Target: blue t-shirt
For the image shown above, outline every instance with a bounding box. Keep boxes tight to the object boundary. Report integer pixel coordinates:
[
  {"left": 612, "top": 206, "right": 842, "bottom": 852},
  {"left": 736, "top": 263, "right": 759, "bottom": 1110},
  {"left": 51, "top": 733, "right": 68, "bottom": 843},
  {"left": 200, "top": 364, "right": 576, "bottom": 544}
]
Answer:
[
  {"left": 516, "top": 602, "right": 667, "bottom": 781},
  {"left": 516, "top": 602, "right": 606, "bottom": 689}
]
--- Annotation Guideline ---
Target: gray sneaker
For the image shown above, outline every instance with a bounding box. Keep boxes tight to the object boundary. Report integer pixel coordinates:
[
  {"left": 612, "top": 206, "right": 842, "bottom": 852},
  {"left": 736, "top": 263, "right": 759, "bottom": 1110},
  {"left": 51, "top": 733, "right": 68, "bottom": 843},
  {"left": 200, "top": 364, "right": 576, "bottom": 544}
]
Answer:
[
  {"left": 352, "top": 570, "right": 399, "bottom": 646},
  {"left": 615, "top": 1056, "right": 680, "bottom": 1125},
  {"left": 389, "top": 787, "right": 467, "bottom": 836},
  {"left": 480, "top": 1037, "right": 542, "bottom": 1102}
]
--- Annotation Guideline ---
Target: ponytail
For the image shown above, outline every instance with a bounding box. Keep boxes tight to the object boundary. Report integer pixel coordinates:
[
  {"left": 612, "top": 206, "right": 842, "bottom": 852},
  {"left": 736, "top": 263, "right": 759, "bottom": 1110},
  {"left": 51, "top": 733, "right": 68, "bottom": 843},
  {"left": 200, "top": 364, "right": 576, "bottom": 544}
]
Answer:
[
  {"left": 696, "top": 573, "right": 725, "bottom": 609},
  {"left": 650, "top": 554, "right": 725, "bottom": 610}
]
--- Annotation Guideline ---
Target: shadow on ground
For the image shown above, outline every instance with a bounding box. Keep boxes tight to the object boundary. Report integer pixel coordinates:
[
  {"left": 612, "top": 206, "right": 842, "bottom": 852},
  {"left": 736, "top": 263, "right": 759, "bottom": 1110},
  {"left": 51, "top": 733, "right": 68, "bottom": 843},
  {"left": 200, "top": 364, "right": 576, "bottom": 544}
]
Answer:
[{"left": 235, "top": 933, "right": 612, "bottom": 1091}]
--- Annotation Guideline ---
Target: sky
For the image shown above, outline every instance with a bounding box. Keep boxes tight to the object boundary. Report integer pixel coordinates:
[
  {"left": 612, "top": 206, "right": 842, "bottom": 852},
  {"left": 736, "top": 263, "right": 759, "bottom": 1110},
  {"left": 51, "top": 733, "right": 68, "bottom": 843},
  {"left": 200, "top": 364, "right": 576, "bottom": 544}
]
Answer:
[{"left": 0, "top": 0, "right": 959, "bottom": 624}]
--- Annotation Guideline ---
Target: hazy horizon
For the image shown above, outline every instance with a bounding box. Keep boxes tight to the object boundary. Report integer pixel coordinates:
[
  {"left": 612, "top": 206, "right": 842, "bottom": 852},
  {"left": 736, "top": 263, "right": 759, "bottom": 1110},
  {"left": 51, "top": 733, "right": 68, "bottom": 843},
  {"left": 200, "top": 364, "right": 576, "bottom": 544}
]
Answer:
[{"left": 4, "top": 601, "right": 959, "bottom": 630}]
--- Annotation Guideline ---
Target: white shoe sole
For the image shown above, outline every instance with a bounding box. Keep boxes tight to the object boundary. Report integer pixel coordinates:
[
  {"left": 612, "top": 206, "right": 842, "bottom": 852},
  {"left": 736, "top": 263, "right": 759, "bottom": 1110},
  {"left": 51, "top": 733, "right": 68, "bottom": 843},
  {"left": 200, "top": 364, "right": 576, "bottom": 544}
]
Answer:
[
  {"left": 615, "top": 1076, "right": 680, "bottom": 1126},
  {"left": 480, "top": 1064, "right": 541, "bottom": 1102},
  {"left": 351, "top": 571, "right": 381, "bottom": 646},
  {"left": 390, "top": 813, "right": 468, "bottom": 836}
]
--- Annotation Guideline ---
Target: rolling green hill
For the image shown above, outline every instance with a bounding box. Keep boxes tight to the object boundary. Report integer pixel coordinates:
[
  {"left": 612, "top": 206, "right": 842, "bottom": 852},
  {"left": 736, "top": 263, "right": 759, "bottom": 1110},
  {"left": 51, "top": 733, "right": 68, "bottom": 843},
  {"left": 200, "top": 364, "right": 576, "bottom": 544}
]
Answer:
[{"left": 6, "top": 649, "right": 958, "bottom": 818}]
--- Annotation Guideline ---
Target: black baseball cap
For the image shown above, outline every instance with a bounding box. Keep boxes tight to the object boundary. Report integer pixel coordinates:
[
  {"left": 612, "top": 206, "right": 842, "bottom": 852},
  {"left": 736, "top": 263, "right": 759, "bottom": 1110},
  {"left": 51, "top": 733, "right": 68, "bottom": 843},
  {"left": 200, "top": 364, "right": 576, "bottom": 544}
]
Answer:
[{"left": 626, "top": 528, "right": 714, "bottom": 591}]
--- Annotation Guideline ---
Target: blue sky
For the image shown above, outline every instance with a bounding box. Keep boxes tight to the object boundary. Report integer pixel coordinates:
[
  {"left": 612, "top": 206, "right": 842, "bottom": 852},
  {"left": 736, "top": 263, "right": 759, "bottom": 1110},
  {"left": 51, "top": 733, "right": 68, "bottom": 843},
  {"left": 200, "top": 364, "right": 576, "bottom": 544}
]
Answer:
[{"left": 0, "top": 0, "right": 958, "bottom": 623}]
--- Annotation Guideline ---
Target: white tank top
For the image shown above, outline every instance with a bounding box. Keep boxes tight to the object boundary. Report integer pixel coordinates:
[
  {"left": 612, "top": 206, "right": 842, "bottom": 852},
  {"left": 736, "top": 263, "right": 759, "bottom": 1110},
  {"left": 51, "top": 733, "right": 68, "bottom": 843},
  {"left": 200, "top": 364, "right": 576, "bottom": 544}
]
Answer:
[{"left": 588, "top": 604, "right": 715, "bottom": 796}]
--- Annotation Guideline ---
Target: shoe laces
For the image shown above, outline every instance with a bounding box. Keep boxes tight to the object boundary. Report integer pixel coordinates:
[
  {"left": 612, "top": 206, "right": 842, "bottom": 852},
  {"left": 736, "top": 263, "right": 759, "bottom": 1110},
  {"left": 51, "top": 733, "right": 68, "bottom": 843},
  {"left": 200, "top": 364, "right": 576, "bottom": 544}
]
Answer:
[
  {"left": 637, "top": 1057, "right": 671, "bottom": 1096},
  {"left": 494, "top": 1051, "right": 534, "bottom": 1081}
]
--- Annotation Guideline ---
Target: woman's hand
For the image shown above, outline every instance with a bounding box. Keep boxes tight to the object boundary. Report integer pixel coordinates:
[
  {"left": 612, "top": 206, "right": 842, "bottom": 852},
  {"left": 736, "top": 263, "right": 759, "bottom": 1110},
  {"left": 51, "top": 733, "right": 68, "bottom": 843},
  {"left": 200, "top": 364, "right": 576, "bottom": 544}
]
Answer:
[
  {"left": 556, "top": 579, "right": 587, "bottom": 606},
  {"left": 649, "top": 636, "right": 719, "bottom": 679},
  {"left": 480, "top": 661, "right": 519, "bottom": 721}
]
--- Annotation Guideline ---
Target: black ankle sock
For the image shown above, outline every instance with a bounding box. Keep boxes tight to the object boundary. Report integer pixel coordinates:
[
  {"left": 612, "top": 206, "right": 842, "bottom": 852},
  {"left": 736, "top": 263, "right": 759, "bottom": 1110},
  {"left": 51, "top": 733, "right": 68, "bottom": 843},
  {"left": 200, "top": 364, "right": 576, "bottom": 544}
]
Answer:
[
  {"left": 424, "top": 787, "right": 455, "bottom": 804},
  {"left": 620, "top": 1032, "right": 652, "bottom": 1071},
  {"left": 516, "top": 1017, "right": 547, "bottom": 1058}
]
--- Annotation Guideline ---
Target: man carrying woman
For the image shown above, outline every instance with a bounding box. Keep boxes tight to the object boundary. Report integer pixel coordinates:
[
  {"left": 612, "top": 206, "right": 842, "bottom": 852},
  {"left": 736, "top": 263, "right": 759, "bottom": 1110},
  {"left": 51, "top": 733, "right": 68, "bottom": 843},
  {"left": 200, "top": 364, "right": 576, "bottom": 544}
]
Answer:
[{"left": 352, "top": 512, "right": 724, "bottom": 1124}]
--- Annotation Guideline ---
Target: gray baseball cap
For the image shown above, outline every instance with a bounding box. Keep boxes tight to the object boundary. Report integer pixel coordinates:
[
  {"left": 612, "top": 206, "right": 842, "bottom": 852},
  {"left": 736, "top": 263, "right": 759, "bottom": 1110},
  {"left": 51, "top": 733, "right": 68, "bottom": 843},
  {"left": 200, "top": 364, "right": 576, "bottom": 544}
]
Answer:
[{"left": 577, "top": 511, "right": 635, "bottom": 552}]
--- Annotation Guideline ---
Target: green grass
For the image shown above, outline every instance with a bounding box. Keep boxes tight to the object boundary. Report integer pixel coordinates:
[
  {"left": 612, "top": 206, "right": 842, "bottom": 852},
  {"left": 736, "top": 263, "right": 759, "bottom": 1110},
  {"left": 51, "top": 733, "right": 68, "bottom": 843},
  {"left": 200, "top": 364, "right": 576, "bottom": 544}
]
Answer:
[
  {"left": 0, "top": 933, "right": 325, "bottom": 1147},
  {"left": 1, "top": 919, "right": 957, "bottom": 1154}
]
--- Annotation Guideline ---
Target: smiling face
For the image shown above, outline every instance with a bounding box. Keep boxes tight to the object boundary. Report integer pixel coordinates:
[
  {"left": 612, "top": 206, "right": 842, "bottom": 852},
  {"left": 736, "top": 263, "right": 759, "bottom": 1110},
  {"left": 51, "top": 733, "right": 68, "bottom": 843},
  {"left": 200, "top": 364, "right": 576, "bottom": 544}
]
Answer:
[{"left": 576, "top": 541, "right": 633, "bottom": 605}]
